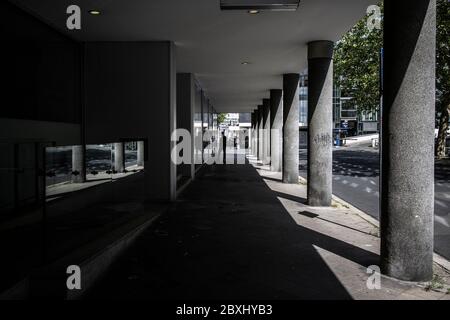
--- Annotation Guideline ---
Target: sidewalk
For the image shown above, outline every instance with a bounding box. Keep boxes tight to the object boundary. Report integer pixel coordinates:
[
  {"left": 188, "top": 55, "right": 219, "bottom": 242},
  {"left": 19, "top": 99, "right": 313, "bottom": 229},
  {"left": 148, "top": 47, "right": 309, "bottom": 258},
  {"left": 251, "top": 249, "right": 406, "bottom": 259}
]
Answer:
[
  {"left": 342, "top": 134, "right": 379, "bottom": 147},
  {"left": 87, "top": 159, "right": 450, "bottom": 300}
]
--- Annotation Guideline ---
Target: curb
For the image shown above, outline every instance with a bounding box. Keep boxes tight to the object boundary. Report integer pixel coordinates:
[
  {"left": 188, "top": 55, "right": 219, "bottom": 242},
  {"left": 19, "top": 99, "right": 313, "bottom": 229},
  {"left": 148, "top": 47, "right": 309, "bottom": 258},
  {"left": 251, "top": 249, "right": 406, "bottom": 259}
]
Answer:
[
  {"left": 66, "top": 213, "right": 161, "bottom": 300},
  {"left": 330, "top": 193, "right": 380, "bottom": 228},
  {"left": 433, "top": 253, "right": 450, "bottom": 273},
  {"left": 298, "top": 175, "right": 450, "bottom": 273}
]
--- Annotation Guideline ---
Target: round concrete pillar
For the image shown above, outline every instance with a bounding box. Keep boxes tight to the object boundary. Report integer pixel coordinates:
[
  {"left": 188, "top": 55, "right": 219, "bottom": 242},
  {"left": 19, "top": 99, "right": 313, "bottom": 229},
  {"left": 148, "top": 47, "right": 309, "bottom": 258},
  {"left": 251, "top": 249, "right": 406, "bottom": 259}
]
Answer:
[
  {"left": 257, "top": 105, "right": 264, "bottom": 162},
  {"left": 72, "top": 145, "right": 86, "bottom": 183},
  {"left": 137, "top": 141, "right": 145, "bottom": 167},
  {"left": 114, "top": 142, "right": 125, "bottom": 173},
  {"left": 263, "top": 99, "right": 271, "bottom": 165},
  {"left": 282, "top": 74, "right": 300, "bottom": 183},
  {"left": 251, "top": 112, "right": 256, "bottom": 156},
  {"left": 254, "top": 109, "right": 260, "bottom": 158},
  {"left": 307, "top": 40, "right": 334, "bottom": 206},
  {"left": 253, "top": 111, "right": 257, "bottom": 157},
  {"left": 381, "top": 0, "right": 436, "bottom": 281},
  {"left": 270, "top": 89, "right": 283, "bottom": 172}
]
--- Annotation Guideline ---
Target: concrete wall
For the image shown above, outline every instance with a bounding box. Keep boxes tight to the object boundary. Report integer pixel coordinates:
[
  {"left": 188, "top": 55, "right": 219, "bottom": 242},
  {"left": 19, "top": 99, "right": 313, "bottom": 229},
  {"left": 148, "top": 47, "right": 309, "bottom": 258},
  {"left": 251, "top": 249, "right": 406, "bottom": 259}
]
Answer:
[
  {"left": 0, "top": 0, "right": 81, "bottom": 124},
  {"left": 194, "top": 84, "right": 203, "bottom": 165},
  {"left": 0, "top": 143, "right": 41, "bottom": 211},
  {"left": 0, "top": 0, "right": 82, "bottom": 146},
  {"left": 176, "top": 73, "right": 195, "bottom": 179},
  {"left": 84, "top": 41, "right": 177, "bottom": 201},
  {"left": 0, "top": 119, "right": 81, "bottom": 146},
  {"left": 0, "top": 1, "right": 81, "bottom": 211}
]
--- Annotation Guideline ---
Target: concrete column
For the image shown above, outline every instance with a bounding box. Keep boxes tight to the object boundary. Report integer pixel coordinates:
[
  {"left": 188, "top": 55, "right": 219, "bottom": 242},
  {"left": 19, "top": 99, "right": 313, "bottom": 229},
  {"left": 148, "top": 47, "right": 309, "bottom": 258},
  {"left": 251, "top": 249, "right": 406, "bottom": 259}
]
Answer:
[
  {"left": 251, "top": 111, "right": 254, "bottom": 155},
  {"left": 282, "top": 74, "right": 300, "bottom": 183},
  {"left": 254, "top": 109, "right": 259, "bottom": 158},
  {"left": 71, "top": 145, "right": 86, "bottom": 183},
  {"left": 169, "top": 43, "right": 177, "bottom": 201},
  {"left": 114, "top": 142, "right": 125, "bottom": 173},
  {"left": 137, "top": 141, "right": 145, "bottom": 167},
  {"left": 253, "top": 111, "right": 257, "bottom": 156},
  {"left": 380, "top": 0, "right": 436, "bottom": 282},
  {"left": 270, "top": 89, "right": 283, "bottom": 172},
  {"left": 307, "top": 40, "right": 334, "bottom": 206},
  {"left": 200, "top": 92, "right": 205, "bottom": 164},
  {"left": 251, "top": 112, "right": 256, "bottom": 156},
  {"left": 257, "top": 105, "right": 264, "bottom": 162},
  {"left": 177, "top": 73, "right": 195, "bottom": 180},
  {"left": 263, "top": 99, "right": 271, "bottom": 165},
  {"left": 84, "top": 41, "right": 176, "bottom": 201}
]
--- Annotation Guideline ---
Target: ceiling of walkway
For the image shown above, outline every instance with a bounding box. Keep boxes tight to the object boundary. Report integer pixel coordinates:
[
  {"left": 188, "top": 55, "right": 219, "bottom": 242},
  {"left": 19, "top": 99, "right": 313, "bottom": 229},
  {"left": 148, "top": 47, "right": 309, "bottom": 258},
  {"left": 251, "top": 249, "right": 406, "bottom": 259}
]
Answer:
[{"left": 11, "top": 0, "right": 373, "bottom": 112}]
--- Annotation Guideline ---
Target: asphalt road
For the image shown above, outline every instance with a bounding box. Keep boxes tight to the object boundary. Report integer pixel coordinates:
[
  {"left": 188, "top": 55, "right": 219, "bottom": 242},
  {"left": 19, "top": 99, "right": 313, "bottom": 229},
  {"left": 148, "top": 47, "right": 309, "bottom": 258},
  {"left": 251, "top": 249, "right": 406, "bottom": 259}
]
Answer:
[{"left": 299, "top": 141, "right": 450, "bottom": 260}]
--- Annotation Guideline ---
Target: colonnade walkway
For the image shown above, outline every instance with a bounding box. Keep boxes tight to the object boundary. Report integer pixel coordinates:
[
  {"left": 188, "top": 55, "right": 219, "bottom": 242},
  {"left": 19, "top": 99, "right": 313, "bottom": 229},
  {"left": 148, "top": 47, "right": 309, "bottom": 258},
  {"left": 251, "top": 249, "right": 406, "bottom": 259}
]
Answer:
[{"left": 87, "top": 158, "right": 450, "bottom": 300}]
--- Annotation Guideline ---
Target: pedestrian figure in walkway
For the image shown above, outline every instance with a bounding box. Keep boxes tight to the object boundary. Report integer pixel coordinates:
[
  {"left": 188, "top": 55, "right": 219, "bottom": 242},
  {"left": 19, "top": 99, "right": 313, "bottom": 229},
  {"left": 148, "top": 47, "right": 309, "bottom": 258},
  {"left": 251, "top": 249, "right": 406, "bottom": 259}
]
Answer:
[
  {"left": 211, "top": 135, "right": 216, "bottom": 157},
  {"left": 222, "top": 131, "right": 227, "bottom": 164}
]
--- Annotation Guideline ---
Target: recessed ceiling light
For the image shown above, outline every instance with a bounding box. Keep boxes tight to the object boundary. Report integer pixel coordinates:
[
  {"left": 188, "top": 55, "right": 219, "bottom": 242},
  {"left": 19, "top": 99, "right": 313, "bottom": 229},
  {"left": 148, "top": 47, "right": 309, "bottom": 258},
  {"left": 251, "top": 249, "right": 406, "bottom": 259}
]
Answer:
[
  {"left": 89, "top": 10, "right": 101, "bottom": 15},
  {"left": 248, "top": 10, "right": 259, "bottom": 14},
  {"left": 220, "top": 0, "right": 300, "bottom": 12},
  {"left": 241, "top": 61, "right": 251, "bottom": 65}
]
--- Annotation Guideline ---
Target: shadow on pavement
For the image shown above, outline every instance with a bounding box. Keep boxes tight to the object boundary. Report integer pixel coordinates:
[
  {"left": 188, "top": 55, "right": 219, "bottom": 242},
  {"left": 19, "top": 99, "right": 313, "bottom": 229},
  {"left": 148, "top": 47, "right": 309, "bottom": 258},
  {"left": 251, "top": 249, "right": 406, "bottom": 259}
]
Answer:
[{"left": 87, "top": 163, "right": 380, "bottom": 300}]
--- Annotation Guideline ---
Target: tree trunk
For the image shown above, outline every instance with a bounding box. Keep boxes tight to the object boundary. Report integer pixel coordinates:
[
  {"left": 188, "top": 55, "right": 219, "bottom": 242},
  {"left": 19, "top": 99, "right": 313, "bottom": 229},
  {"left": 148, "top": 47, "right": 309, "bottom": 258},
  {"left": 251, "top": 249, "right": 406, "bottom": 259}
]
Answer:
[{"left": 436, "top": 101, "right": 450, "bottom": 159}]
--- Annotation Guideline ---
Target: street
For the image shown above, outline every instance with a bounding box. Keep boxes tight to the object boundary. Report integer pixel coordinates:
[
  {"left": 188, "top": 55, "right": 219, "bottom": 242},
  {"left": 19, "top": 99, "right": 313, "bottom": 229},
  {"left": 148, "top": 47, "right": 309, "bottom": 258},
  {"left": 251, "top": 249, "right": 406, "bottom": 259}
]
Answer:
[{"left": 299, "top": 139, "right": 450, "bottom": 260}]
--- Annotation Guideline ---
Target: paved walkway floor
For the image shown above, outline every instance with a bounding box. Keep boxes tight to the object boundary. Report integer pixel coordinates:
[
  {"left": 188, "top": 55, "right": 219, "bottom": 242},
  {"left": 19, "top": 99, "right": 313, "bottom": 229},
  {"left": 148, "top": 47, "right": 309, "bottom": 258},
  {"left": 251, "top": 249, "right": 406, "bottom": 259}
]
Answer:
[{"left": 87, "top": 159, "right": 450, "bottom": 300}]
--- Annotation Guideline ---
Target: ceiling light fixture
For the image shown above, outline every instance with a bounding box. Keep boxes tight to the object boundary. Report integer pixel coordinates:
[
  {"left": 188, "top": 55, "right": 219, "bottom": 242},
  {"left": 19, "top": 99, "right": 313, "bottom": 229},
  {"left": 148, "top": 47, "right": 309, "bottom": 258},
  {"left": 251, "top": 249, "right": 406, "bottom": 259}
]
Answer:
[
  {"left": 241, "top": 61, "right": 251, "bottom": 65},
  {"left": 248, "top": 9, "right": 259, "bottom": 14},
  {"left": 89, "top": 10, "right": 101, "bottom": 15},
  {"left": 220, "top": 0, "right": 300, "bottom": 12}
]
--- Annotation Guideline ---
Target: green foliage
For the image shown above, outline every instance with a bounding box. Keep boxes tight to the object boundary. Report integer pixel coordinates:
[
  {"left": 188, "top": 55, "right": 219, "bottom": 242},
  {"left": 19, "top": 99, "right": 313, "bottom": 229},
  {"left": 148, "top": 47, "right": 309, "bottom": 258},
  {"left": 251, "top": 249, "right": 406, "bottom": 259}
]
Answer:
[
  {"left": 217, "top": 113, "right": 227, "bottom": 125},
  {"left": 437, "top": 0, "right": 450, "bottom": 108},
  {"left": 334, "top": 0, "right": 450, "bottom": 114},
  {"left": 424, "top": 274, "right": 445, "bottom": 292},
  {"left": 334, "top": 2, "right": 383, "bottom": 114},
  {"left": 436, "top": 0, "right": 450, "bottom": 158}
]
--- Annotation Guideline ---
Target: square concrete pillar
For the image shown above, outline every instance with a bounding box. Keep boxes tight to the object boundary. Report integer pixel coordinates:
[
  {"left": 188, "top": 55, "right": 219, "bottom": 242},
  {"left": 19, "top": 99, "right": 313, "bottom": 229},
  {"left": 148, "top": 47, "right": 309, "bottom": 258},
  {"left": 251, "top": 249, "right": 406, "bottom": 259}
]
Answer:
[
  {"left": 72, "top": 145, "right": 86, "bottom": 183},
  {"left": 137, "top": 141, "right": 145, "bottom": 167},
  {"left": 177, "top": 73, "right": 195, "bottom": 180},
  {"left": 114, "top": 142, "right": 125, "bottom": 173},
  {"left": 84, "top": 41, "right": 177, "bottom": 201}
]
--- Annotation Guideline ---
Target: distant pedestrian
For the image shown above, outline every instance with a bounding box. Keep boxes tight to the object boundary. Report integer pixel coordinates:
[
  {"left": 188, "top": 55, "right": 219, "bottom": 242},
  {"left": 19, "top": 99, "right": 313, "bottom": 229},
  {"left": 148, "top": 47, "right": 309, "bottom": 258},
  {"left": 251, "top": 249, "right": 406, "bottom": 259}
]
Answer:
[{"left": 222, "top": 131, "right": 227, "bottom": 164}]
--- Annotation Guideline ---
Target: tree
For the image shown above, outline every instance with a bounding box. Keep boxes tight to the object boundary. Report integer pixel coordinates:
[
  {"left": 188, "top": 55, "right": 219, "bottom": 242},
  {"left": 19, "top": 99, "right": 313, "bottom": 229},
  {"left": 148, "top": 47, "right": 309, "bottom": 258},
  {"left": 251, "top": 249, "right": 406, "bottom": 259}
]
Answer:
[
  {"left": 334, "top": 2, "right": 383, "bottom": 114},
  {"left": 436, "top": 0, "right": 450, "bottom": 159},
  {"left": 217, "top": 113, "right": 227, "bottom": 125},
  {"left": 334, "top": 0, "right": 450, "bottom": 159}
]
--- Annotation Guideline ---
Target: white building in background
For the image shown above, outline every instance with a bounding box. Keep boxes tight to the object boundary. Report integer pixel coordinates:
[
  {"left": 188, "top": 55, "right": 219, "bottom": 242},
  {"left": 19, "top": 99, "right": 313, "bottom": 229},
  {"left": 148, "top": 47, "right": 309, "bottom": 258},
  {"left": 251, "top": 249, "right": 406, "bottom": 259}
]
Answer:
[
  {"left": 238, "top": 113, "right": 251, "bottom": 129},
  {"left": 217, "top": 113, "right": 251, "bottom": 149},
  {"left": 219, "top": 113, "right": 251, "bottom": 131},
  {"left": 226, "top": 113, "right": 239, "bottom": 127}
]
